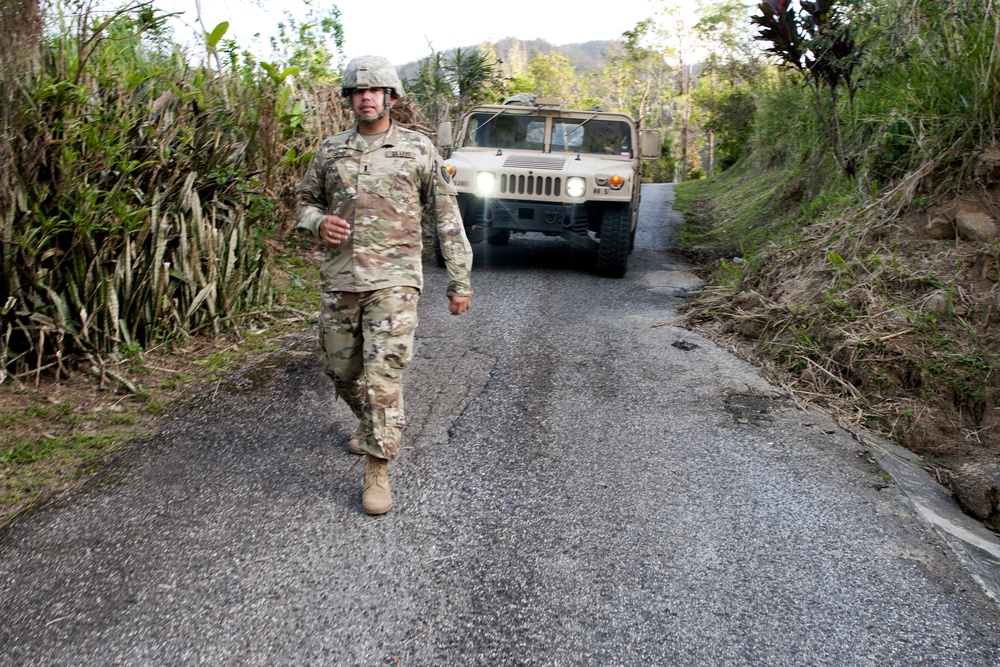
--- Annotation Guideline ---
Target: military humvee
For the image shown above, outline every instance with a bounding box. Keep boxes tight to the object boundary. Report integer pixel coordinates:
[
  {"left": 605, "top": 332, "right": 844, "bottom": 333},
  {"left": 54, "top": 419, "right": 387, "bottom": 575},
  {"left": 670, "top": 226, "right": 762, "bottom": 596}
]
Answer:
[{"left": 436, "top": 95, "right": 661, "bottom": 277}]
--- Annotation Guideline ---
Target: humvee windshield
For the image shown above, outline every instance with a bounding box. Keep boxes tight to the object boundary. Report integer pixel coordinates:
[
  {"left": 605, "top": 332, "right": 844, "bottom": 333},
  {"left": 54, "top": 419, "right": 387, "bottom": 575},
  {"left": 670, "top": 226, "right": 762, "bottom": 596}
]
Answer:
[{"left": 464, "top": 113, "right": 633, "bottom": 157}]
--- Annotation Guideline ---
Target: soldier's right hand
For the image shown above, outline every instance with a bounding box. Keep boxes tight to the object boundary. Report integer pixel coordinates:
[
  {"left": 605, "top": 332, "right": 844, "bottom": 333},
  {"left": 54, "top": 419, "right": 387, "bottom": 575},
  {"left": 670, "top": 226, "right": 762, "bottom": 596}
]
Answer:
[{"left": 320, "top": 215, "right": 351, "bottom": 245}]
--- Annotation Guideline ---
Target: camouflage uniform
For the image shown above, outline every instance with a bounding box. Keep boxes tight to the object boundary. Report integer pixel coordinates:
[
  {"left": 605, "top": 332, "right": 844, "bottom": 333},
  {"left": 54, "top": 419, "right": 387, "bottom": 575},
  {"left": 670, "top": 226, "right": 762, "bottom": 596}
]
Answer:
[{"left": 297, "top": 122, "right": 472, "bottom": 459}]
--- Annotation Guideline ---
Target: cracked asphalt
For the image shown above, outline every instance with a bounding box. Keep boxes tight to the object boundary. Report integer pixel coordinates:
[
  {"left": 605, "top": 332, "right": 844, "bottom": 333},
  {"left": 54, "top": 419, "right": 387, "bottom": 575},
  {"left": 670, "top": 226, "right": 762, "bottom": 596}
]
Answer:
[{"left": 3, "top": 184, "right": 1000, "bottom": 665}]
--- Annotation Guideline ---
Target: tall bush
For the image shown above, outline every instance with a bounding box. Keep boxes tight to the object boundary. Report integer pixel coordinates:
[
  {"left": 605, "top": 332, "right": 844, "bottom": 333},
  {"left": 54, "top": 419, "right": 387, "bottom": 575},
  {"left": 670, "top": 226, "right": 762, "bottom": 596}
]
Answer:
[
  {"left": 0, "top": 2, "right": 345, "bottom": 384},
  {"left": 853, "top": 0, "right": 1000, "bottom": 199},
  {"left": 751, "top": 0, "right": 861, "bottom": 176},
  {"left": 748, "top": 0, "right": 999, "bottom": 198}
]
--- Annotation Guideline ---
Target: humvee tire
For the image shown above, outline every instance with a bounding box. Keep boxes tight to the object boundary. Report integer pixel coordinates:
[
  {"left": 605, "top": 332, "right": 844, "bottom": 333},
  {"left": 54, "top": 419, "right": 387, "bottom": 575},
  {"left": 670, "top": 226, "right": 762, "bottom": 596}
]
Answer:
[
  {"left": 595, "top": 203, "right": 630, "bottom": 278},
  {"left": 486, "top": 229, "right": 511, "bottom": 245}
]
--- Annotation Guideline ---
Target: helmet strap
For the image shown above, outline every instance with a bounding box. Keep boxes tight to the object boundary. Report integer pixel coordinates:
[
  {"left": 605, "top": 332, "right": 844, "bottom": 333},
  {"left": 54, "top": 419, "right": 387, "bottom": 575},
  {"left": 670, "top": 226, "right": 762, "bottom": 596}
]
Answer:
[{"left": 374, "top": 88, "right": 394, "bottom": 121}]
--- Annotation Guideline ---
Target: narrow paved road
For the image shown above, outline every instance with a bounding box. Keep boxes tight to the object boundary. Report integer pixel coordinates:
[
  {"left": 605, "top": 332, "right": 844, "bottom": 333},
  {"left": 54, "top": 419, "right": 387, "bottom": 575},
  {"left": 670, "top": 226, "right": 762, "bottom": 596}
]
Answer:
[{"left": 3, "top": 184, "right": 1000, "bottom": 665}]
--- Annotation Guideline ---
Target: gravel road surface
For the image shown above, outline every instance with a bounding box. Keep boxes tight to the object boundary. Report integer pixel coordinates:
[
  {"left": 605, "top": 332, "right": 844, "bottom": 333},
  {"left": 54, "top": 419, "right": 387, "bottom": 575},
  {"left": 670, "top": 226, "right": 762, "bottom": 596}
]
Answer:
[{"left": 3, "top": 184, "right": 1000, "bottom": 665}]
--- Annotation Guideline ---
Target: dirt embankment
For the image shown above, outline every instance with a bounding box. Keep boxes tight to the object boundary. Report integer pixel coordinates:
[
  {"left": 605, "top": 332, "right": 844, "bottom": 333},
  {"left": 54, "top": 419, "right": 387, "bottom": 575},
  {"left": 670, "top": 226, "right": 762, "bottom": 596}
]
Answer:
[{"left": 676, "top": 148, "right": 1000, "bottom": 528}]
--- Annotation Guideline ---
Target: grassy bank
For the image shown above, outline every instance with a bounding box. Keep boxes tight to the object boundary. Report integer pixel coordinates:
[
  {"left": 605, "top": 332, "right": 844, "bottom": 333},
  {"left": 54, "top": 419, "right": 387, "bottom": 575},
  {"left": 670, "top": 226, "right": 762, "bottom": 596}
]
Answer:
[
  {"left": 671, "top": 0, "right": 1000, "bottom": 476},
  {"left": 672, "top": 159, "right": 1000, "bottom": 474}
]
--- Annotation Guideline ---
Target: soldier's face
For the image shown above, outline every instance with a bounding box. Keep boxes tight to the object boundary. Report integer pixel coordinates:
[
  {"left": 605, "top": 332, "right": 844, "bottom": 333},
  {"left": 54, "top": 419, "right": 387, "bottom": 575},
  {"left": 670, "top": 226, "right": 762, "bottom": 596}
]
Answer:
[{"left": 351, "top": 88, "right": 387, "bottom": 123}]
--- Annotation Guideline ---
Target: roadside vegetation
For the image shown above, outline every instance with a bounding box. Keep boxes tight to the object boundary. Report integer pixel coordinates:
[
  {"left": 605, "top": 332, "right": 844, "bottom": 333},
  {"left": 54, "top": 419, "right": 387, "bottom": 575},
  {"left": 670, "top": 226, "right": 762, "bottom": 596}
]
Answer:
[
  {"left": 672, "top": 0, "right": 1000, "bottom": 488},
  {"left": 2, "top": 0, "right": 997, "bottom": 525},
  {"left": 0, "top": 0, "right": 342, "bottom": 525}
]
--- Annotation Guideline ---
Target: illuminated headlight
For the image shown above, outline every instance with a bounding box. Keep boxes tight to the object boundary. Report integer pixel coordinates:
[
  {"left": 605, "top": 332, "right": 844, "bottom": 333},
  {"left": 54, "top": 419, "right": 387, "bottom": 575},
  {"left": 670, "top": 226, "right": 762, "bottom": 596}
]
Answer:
[
  {"left": 475, "top": 172, "right": 497, "bottom": 196},
  {"left": 566, "top": 176, "right": 586, "bottom": 198}
]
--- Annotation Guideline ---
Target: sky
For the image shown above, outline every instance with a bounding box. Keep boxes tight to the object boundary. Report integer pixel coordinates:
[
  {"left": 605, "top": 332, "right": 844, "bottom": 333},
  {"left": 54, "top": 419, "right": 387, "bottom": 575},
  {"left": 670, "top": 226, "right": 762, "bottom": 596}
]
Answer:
[{"left": 156, "top": 0, "right": 665, "bottom": 66}]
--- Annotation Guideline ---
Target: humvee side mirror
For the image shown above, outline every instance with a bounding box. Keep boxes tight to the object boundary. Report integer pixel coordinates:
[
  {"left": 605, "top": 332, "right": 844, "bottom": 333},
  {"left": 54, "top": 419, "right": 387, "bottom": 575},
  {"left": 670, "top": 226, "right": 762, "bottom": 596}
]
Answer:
[
  {"left": 437, "top": 121, "right": 453, "bottom": 153},
  {"left": 640, "top": 130, "right": 661, "bottom": 159}
]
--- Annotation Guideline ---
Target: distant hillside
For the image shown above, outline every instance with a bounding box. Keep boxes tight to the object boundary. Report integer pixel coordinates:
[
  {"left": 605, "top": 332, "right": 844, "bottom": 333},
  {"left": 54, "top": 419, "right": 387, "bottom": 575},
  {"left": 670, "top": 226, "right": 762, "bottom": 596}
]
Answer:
[{"left": 397, "top": 38, "right": 617, "bottom": 81}]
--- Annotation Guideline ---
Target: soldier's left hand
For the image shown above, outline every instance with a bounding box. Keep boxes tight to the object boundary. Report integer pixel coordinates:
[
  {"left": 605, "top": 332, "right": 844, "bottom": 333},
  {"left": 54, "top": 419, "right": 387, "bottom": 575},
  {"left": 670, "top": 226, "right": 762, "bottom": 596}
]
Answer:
[{"left": 448, "top": 295, "right": 471, "bottom": 315}]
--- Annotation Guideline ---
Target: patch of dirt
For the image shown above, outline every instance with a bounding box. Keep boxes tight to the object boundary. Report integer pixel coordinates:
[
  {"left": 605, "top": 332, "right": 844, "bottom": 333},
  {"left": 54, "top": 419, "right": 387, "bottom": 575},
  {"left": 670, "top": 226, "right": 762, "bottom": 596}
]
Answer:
[{"left": 725, "top": 393, "right": 787, "bottom": 425}]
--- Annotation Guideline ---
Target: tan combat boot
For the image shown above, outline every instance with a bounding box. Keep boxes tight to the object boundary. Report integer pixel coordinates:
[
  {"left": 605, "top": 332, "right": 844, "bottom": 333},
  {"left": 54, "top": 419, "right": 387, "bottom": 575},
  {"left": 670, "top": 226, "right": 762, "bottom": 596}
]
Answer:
[
  {"left": 348, "top": 421, "right": 370, "bottom": 455},
  {"left": 362, "top": 455, "right": 392, "bottom": 515}
]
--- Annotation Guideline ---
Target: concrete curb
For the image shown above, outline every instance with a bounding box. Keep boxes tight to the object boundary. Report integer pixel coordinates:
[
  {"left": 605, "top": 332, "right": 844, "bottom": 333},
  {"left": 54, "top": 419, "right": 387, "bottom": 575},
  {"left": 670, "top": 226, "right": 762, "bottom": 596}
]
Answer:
[{"left": 866, "top": 434, "right": 1000, "bottom": 605}]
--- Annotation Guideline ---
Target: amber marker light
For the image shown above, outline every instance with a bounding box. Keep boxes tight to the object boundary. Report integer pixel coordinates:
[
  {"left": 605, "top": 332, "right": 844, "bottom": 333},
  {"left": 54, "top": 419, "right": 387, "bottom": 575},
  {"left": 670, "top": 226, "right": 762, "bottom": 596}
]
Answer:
[
  {"left": 609, "top": 174, "right": 624, "bottom": 189},
  {"left": 445, "top": 164, "right": 456, "bottom": 177}
]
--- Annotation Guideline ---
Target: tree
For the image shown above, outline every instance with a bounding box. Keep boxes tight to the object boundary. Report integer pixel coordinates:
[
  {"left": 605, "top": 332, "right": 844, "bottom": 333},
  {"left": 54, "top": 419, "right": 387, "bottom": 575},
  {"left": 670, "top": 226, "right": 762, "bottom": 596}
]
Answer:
[
  {"left": 588, "top": 20, "right": 671, "bottom": 125},
  {"left": 408, "top": 46, "right": 505, "bottom": 124},
  {"left": 631, "top": 0, "right": 764, "bottom": 180},
  {"left": 527, "top": 51, "right": 577, "bottom": 103},
  {"left": 478, "top": 38, "right": 534, "bottom": 94},
  {"left": 268, "top": 0, "right": 344, "bottom": 84},
  {"left": 446, "top": 47, "right": 500, "bottom": 117},
  {"left": 652, "top": 3, "right": 701, "bottom": 180},
  {"left": 497, "top": 38, "right": 529, "bottom": 83},
  {"left": 751, "top": 0, "right": 861, "bottom": 176},
  {"left": 693, "top": 1, "right": 760, "bottom": 174},
  {"left": 408, "top": 52, "right": 453, "bottom": 126}
]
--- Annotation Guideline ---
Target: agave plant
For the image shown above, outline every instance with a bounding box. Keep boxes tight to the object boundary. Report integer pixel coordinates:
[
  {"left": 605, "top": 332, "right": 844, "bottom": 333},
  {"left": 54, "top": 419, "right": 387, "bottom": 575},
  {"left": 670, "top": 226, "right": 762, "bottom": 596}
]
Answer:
[{"left": 0, "top": 3, "right": 288, "bottom": 385}]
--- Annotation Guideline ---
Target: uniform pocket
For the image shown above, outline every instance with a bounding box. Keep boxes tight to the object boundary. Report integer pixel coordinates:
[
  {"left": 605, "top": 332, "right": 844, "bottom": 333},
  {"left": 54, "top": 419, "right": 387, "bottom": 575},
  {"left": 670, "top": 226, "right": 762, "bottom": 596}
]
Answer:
[
  {"left": 372, "top": 155, "right": 419, "bottom": 200},
  {"left": 383, "top": 406, "right": 406, "bottom": 429}
]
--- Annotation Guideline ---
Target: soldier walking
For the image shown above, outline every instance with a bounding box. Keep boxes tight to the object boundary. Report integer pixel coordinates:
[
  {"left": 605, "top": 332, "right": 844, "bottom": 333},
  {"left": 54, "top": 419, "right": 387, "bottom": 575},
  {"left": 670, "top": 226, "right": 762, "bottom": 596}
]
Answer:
[{"left": 297, "top": 55, "right": 473, "bottom": 515}]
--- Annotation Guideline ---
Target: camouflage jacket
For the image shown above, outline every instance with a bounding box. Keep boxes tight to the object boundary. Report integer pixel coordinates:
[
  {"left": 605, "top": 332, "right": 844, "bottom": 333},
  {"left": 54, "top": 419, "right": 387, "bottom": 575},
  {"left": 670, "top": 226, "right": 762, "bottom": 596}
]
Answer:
[{"left": 296, "top": 122, "right": 473, "bottom": 296}]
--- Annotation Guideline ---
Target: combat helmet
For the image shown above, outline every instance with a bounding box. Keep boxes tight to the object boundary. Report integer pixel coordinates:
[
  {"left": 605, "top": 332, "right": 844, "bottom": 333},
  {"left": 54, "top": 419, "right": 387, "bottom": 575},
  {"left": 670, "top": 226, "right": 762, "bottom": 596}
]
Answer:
[{"left": 341, "top": 55, "right": 405, "bottom": 98}]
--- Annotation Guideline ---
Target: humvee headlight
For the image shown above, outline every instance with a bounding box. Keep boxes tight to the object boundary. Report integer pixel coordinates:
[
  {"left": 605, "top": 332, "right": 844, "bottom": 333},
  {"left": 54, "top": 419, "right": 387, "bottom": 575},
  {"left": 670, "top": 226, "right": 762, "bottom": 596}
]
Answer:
[
  {"left": 475, "top": 171, "right": 496, "bottom": 196},
  {"left": 609, "top": 174, "right": 624, "bottom": 189},
  {"left": 566, "top": 177, "right": 586, "bottom": 198}
]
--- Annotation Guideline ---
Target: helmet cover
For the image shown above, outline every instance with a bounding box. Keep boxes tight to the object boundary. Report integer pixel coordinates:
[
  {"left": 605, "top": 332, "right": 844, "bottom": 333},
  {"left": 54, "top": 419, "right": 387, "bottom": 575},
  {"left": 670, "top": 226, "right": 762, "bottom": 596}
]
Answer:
[{"left": 341, "top": 55, "right": 405, "bottom": 98}]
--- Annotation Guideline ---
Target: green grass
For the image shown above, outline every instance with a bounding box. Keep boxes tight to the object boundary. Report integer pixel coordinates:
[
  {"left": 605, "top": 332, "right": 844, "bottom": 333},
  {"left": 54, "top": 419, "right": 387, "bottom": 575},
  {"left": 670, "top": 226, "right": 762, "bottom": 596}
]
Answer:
[
  {"left": 105, "top": 412, "right": 138, "bottom": 426},
  {"left": 676, "top": 156, "right": 999, "bottom": 461},
  {"left": 194, "top": 350, "right": 238, "bottom": 373},
  {"left": 1, "top": 431, "right": 147, "bottom": 527},
  {"left": 1, "top": 433, "right": 119, "bottom": 467},
  {"left": 674, "top": 153, "right": 852, "bottom": 252}
]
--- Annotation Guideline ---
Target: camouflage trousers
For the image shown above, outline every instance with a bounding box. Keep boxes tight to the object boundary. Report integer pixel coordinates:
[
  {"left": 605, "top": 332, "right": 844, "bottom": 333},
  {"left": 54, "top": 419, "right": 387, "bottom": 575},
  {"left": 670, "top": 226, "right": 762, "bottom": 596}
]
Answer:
[{"left": 316, "top": 285, "right": 419, "bottom": 460}]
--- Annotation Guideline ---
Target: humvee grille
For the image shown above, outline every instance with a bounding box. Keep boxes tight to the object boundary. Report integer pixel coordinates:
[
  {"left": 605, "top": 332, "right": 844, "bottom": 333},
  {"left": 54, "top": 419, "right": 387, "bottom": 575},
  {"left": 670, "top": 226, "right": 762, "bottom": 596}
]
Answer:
[{"left": 500, "top": 174, "right": 562, "bottom": 196}]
